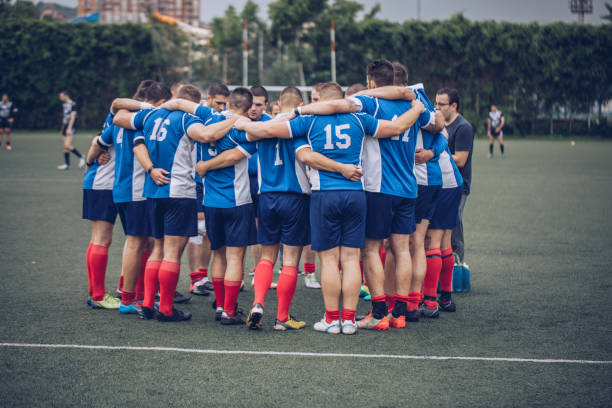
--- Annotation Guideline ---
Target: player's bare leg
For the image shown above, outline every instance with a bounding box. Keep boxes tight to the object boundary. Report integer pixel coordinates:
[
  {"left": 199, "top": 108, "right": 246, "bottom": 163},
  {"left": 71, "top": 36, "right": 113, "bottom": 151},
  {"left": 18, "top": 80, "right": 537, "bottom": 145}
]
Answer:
[
  {"left": 390, "top": 233, "right": 415, "bottom": 325},
  {"left": 357, "top": 238, "right": 391, "bottom": 330},
  {"left": 313, "top": 247, "right": 342, "bottom": 334}
]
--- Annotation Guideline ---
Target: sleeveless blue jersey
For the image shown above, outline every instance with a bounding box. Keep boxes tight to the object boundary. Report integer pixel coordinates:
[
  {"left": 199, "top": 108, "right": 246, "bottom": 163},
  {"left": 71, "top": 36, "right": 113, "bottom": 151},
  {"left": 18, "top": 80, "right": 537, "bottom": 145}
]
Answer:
[
  {"left": 199, "top": 114, "right": 257, "bottom": 208},
  {"left": 351, "top": 95, "right": 434, "bottom": 199},
  {"left": 83, "top": 112, "right": 115, "bottom": 190},
  {"left": 288, "top": 112, "right": 380, "bottom": 191},
  {"left": 132, "top": 108, "right": 203, "bottom": 199}
]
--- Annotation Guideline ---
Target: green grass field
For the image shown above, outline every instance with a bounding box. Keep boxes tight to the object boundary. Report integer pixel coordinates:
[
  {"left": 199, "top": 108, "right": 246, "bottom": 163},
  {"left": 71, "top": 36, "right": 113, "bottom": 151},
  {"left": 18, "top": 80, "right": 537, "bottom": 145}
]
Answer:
[{"left": 0, "top": 131, "right": 611, "bottom": 407}]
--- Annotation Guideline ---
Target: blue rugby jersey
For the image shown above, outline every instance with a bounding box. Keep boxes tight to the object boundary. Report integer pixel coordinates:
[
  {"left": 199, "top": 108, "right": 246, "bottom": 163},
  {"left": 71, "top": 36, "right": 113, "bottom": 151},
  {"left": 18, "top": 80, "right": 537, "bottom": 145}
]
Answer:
[
  {"left": 350, "top": 95, "right": 434, "bottom": 198},
  {"left": 414, "top": 129, "right": 448, "bottom": 187},
  {"left": 98, "top": 123, "right": 146, "bottom": 203},
  {"left": 288, "top": 113, "right": 380, "bottom": 191},
  {"left": 131, "top": 108, "right": 203, "bottom": 199},
  {"left": 199, "top": 114, "right": 257, "bottom": 208},
  {"left": 438, "top": 146, "right": 463, "bottom": 189},
  {"left": 83, "top": 112, "right": 115, "bottom": 190},
  {"left": 248, "top": 113, "right": 272, "bottom": 177}
]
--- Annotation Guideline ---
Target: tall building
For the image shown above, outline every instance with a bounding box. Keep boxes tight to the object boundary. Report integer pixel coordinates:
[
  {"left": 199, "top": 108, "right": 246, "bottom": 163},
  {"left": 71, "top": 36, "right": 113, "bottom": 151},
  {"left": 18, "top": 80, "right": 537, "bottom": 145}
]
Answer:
[{"left": 77, "top": 0, "right": 201, "bottom": 25}]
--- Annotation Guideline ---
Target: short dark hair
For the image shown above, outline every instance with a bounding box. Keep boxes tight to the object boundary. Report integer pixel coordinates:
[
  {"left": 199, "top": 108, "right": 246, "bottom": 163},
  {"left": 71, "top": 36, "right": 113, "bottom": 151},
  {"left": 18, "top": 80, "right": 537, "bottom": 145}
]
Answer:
[
  {"left": 171, "top": 80, "right": 188, "bottom": 95},
  {"left": 177, "top": 84, "right": 202, "bottom": 103},
  {"left": 208, "top": 83, "right": 230, "bottom": 98},
  {"left": 436, "top": 87, "right": 460, "bottom": 110},
  {"left": 250, "top": 85, "right": 268, "bottom": 103},
  {"left": 279, "top": 86, "right": 303, "bottom": 108},
  {"left": 133, "top": 80, "right": 155, "bottom": 101},
  {"left": 366, "top": 59, "right": 395, "bottom": 87},
  {"left": 319, "top": 82, "right": 343, "bottom": 100},
  {"left": 230, "top": 87, "right": 253, "bottom": 113},
  {"left": 345, "top": 83, "right": 366, "bottom": 97},
  {"left": 147, "top": 82, "right": 172, "bottom": 103},
  {"left": 392, "top": 62, "right": 408, "bottom": 86}
]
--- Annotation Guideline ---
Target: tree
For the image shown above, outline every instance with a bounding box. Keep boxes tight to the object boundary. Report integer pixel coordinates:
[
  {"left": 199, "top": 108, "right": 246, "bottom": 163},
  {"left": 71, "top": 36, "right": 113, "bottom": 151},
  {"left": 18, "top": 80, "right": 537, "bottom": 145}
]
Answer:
[{"left": 602, "top": 2, "right": 612, "bottom": 22}]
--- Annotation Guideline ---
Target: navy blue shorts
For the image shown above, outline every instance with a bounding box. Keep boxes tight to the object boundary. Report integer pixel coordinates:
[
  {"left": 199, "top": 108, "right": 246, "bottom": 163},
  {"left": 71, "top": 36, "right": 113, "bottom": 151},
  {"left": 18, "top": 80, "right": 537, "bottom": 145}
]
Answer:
[
  {"left": 258, "top": 192, "right": 310, "bottom": 246},
  {"left": 205, "top": 203, "right": 257, "bottom": 250},
  {"left": 430, "top": 187, "right": 462, "bottom": 230},
  {"left": 365, "top": 192, "right": 416, "bottom": 239},
  {"left": 415, "top": 185, "right": 441, "bottom": 224},
  {"left": 0, "top": 118, "right": 12, "bottom": 129},
  {"left": 310, "top": 190, "right": 366, "bottom": 251},
  {"left": 82, "top": 189, "right": 117, "bottom": 224},
  {"left": 196, "top": 182, "right": 204, "bottom": 213},
  {"left": 249, "top": 175, "right": 259, "bottom": 214},
  {"left": 146, "top": 197, "right": 197, "bottom": 239},
  {"left": 117, "top": 201, "right": 149, "bottom": 236}
]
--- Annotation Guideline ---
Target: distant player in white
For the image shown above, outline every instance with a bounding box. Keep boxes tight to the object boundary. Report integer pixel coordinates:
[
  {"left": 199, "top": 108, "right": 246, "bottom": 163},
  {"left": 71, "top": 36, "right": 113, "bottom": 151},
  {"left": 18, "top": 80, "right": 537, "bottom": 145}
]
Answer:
[{"left": 487, "top": 104, "right": 505, "bottom": 158}]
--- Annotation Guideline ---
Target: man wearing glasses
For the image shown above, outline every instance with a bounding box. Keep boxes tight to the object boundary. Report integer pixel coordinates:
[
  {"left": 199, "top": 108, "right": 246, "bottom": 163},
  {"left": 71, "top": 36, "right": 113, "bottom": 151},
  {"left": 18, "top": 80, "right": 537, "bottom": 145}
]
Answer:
[{"left": 434, "top": 88, "right": 473, "bottom": 269}]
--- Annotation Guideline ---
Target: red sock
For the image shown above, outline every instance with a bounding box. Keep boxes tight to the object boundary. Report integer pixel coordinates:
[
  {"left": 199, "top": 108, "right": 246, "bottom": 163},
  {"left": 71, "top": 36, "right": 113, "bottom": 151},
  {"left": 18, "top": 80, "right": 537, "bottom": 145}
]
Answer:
[
  {"left": 341, "top": 308, "right": 356, "bottom": 322},
  {"left": 379, "top": 246, "right": 387, "bottom": 266},
  {"left": 253, "top": 259, "right": 274, "bottom": 307},
  {"left": 90, "top": 244, "right": 109, "bottom": 301},
  {"left": 86, "top": 242, "right": 93, "bottom": 295},
  {"left": 386, "top": 294, "right": 395, "bottom": 314},
  {"left": 359, "top": 260, "right": 364, "bottom": 282},
  {"left": 118, "top": 275, "right": 124, "bottom": 292},
  {"left": 121, "top": 290, "right": 135, "bottom": 306},
  {"left": 135, "top": 251, "right": 150, "bottom": 301},
  {"left": 200, "top": 267, "right": 208, "bottom": 277},
  {"left": 440, "top": 247, "right": 454, "bottom": 293},
  {"left": 189, "top": 270, "right": 205, "bottom": 285},
  {"left": 212, "top": 277, "right": 225, "bottom": 308},
  {"left": 325, "top": 309, "right": 340, "bottom": 323},
  {"left": 407, "top": 292, "right": 421, "bottom": 311},
  {"left": 423, "top": 248, "right": 442, "bottom": 307},
  {"left": 158, "top": 261, "right": 180, "bottom": 316},
  {"left": 276, "top": 265, "right": 298, "bottom": 321},
  {"left": 304, "top": 262, "right": 316, "bottom": 275},
  {"left": 224, "top": 280, "right": 242, "bottom": 316},
  {"left": 143, "top": 260, "right": 161, "bottom": 309}
]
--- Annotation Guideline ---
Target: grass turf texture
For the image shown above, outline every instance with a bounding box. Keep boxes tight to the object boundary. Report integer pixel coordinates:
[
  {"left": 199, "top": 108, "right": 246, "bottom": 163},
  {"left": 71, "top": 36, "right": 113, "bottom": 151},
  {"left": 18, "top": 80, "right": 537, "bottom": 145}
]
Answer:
[{"left": 0, "top": 132, "right": 611, "bottom": 407}]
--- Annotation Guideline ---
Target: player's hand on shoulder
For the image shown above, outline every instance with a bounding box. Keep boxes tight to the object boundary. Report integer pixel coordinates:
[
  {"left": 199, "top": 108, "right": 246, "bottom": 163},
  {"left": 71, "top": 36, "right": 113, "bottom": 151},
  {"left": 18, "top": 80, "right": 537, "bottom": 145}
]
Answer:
[
  {"left": 412, "top": 99, "right": 425, "bottom": 113},
  {"left": 340, "top": 163, "right": 363, "bottom": 181}
]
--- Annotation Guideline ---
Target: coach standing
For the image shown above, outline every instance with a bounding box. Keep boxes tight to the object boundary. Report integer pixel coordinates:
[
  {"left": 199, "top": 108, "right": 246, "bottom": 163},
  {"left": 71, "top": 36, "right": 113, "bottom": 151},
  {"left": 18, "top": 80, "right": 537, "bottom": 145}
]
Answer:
[{"left": 435, "top": 88, "right": 473, "bottom": 265}]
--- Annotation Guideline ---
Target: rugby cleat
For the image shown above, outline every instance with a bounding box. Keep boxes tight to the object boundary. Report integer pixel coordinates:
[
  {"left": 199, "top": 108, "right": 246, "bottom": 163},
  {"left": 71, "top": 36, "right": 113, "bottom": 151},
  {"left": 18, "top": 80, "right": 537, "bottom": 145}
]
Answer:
[
  {"left": 190, "top": 284, "right": 210, "bottom": 296},
  {"left": 438, "top": 298, "right": 456, "bottom": 312},
  {"left": 273, "top": 315, "right": 306, "bottom": 331},
  {"left": 313, "top": 318, "right": 341, "bottom": 334},
  {"left": 355, "top": 312, "right": 389, "bottom": 330},
  {"left": 304, "top": 273, "right": 321, "bottom": 289},
  {"left": 119, "top": 301, "right": 142, "bottom": 314},
  {"left": 194, "top": 276, "right": 213, "bottom": 291},
  {"left": 420, "top": 302, "right": 440, "bottom": 318},
  {"left": 89, "top": 293, "right": 121, "bottom": 309},
  {"left": 405, "top": 308, "right": 420, "bottom": 322},
  {"left": 246, "top": 303, "right": 264, "bottom": 330},
  {"left": 156, "top": 307, "right": 192, "bottom": 322},
  {"left": 5, "top": 144, "right": 11, "bottom": 150},
  {"left": 173, "top": 291, "right": 191, "bottom": 304},
  {"left": 57, "top": 164, "right": 69, "bottom": 170},
  {"left": 359, "top": 284, "right": 370, "bottom": 298},
  {"left": 215, "top": 306, "right": 224, "bottom": 321},
  {"left": 139, "top": 306, "right": 156, "bottom": 320},
  {"left": 341, "top": 320, "right": 357, "bottom": 335},
  {"left": 78, "top": 157, "right": 86, "bottom": 168},
  {"left": 220, "top": 310, "right": 246, "bottom": 325},
  {"left": 389, "top": 314, "right": 406, "bottom": 328}
]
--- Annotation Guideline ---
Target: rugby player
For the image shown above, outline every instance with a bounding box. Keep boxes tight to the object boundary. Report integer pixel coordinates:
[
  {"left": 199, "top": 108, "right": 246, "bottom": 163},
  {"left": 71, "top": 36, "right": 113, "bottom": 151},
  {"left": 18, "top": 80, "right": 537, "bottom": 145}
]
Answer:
[
  {"left": 488, "top": 104, "right": 505, "bottom": 158},
  {"left": 0, "top": 93, "right": 17, "bottom": 150},
  {"left": 58, "top": 91, "right": 85, "bottom": 170}
]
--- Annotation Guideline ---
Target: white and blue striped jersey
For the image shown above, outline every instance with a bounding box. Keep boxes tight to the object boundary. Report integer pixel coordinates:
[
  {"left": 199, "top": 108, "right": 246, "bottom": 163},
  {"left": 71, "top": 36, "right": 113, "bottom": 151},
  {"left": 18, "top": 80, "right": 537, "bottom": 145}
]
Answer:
[
  {"left": 192, "top": 105, "right": 218, "bottom": 186},
  {"left": 83, "top": 112, "right": 115, "bottom": 190},
  {"left": 351, "top": 95, "right": 434, "bottom": 199},
  {"left": 99, "top": 123, "right": 146, "bottom": 203},
  {"left": 415, "top": 129, "right": 448, "bottom": 187},
  {"left": 252, "top": 113, "right": 310, "bottom": 195},
  {"left": 249, "top": 113, "right": 273, "bottom": 178},
  {"left": 132, "top": 108, "right": 203, "bottom": 199},
  {"left": 438, "top": 146, "right": 463, "bottom": 189},
  {"left": 288, "top": 113, "right": 380, "bottom": 191},
  {"left": 199, "top": 114, "right": 257, "bottom": 208}
]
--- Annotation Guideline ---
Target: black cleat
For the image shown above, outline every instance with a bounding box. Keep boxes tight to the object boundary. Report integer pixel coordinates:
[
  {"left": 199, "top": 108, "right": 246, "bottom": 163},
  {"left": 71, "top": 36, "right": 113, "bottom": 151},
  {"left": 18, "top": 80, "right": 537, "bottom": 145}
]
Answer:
[
  {"left": 246, "top": 303, "right": 264, "bottom": 330},
  {"left": 190, "top": 285, "right": 210, "bottom": 296},
  {"left": 220, "top": 310, "right": 246, "bottom": 325},
  {"left": 420, "top": 302, "right": 440, "bottom": 318},
  {"left": 139, "top": 306, "right": 156, "bottom": 320},
  {"left": 173, "top": 291, "right": 192, "bottom": 304},
  {"left": 405, "top": 308, "right": 420, "bottom": 322},
  {"left": 156, "top": 307, "right": 192, "bottom": 322},
  {"left": 438, "top": 298, "right": 456, "bottom": 312}
]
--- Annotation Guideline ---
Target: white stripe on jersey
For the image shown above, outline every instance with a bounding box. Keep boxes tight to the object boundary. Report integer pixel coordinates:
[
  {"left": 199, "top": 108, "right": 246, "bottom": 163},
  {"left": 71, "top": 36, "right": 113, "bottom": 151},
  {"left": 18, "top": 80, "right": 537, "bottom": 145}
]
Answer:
[
  {"left": 415, "top": 129, "right": 428, "bottom": 186},
  {"left": 233, "top": 158, "right": 252, "bottom": 206},
  {"left": 439, "top": 151, "right": 459, "bottom": 189},
  {"left": 361, "top": 137, "right": 382, "bottom": 193},
  {"left": 295, "top": 155, "right": 311, "bottom": 194},
  {"left": 169, "top": 134, "right": 196, "bottom": 199},
  {"left": 132, "top": 153, "right": 145, "bottom": 201},
  {"left": 92, "top": 147, "right": 115, "bottom": 190}
]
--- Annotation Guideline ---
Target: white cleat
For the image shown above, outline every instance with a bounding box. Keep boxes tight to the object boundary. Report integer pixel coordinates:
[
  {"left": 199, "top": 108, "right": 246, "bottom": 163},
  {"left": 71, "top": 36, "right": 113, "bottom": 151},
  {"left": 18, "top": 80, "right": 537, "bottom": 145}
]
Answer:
[
  {"left": 57, "top": 164, "right": 69, "bottom": 170},
  {"left": 313, "top": 317, "right": 340, "bottom": 334},
  {"left": 341, "top": 320, "right": 357, "bottom": 335},
  {"left": 78, "top": 157, "right": 86, "bottom": 168},
  {"left": 304, "top": 273, "right": 321, "bottom": 289}
]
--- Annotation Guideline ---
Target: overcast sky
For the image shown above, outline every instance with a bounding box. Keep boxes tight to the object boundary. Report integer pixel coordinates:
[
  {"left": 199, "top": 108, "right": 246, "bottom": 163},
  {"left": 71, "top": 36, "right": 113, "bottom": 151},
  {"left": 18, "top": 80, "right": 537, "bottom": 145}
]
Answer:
[{"left": 50, "top": 0, "right": 610, "bottom": 25}]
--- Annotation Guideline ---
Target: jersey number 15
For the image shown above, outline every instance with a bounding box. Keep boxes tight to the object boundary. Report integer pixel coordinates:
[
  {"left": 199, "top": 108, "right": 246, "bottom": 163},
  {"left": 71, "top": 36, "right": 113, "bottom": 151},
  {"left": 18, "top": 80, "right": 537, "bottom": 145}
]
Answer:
[{"left": 323, "top": 123, "right": 351, "bottom": 150}]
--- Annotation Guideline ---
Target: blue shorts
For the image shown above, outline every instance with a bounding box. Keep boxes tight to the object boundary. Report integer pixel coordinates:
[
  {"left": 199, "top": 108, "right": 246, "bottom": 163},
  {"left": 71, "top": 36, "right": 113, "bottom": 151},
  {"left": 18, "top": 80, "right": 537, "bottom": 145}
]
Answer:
[
  {"left": 205, "top": 204, "right": 257, "bottom": 250},
  {"left": 258, "top": 192, "right": 310, "bottom": 246},
  {"left": 196, "top": 182, "right": 204, "bottom": 213},
  {"left": 146, "top": 197, "right": 197, "bottom": 239},
  {"left": 249, "top": 175, "right": 259, "bottom": 214},
  {"left": 365, "top": 192, "right": 416, "bottom": 239},
  {"left": 82, "top": 189, "right": 117, "bottom": 224},
  {"left": 430, "top": 187, "right": 462, "bottom": 230},
  {"left": 310, "top": 190, "right": 366, "bottom": 251},
  {"left": 117, "top": 201, "right": 149, "bottom": 236},
  {"left": 415, "top": 185, "right": 441, "bottom": 224}
]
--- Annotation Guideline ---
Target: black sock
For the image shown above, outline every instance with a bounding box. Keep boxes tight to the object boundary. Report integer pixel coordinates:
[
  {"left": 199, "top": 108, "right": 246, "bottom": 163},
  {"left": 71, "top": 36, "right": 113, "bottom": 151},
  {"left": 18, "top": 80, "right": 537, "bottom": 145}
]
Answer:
[
  {"left": 72, "top": 148, "right": 82, "bottom": 158},
  {"left": 372, "top": 300, "right": 387, "bottom": 320},
  {"left": 391, "top": 301, "right": 407, "bottom": 318},
  {"left": 489, "top": 144, "right": 493, "bottom": 154},
  {"left": 500, "top": 144, "right": 504, "bottom": 154},
  {"left": 6, "top": 141, "right": 10, "bottom": 146},
  {"left": 64, "top": 152, "right": 70, "bottom": 166},
  {"left": 439, "top": 291, "right": 452, "bottom": 302}
]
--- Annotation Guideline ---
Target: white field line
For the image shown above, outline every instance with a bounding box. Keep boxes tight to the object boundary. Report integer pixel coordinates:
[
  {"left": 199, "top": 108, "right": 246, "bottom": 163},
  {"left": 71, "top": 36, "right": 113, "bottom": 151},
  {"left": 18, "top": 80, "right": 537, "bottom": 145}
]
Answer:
[{"left": 0, "top": 343, "right": 610, "bottom": 365}]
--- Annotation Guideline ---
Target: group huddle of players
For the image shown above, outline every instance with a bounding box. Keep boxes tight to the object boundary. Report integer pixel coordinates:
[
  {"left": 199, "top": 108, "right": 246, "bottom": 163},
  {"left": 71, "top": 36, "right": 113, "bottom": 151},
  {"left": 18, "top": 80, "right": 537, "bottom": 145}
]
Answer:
[{"left": 81, "top": 58, "right": 464, "bottom": 334}]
